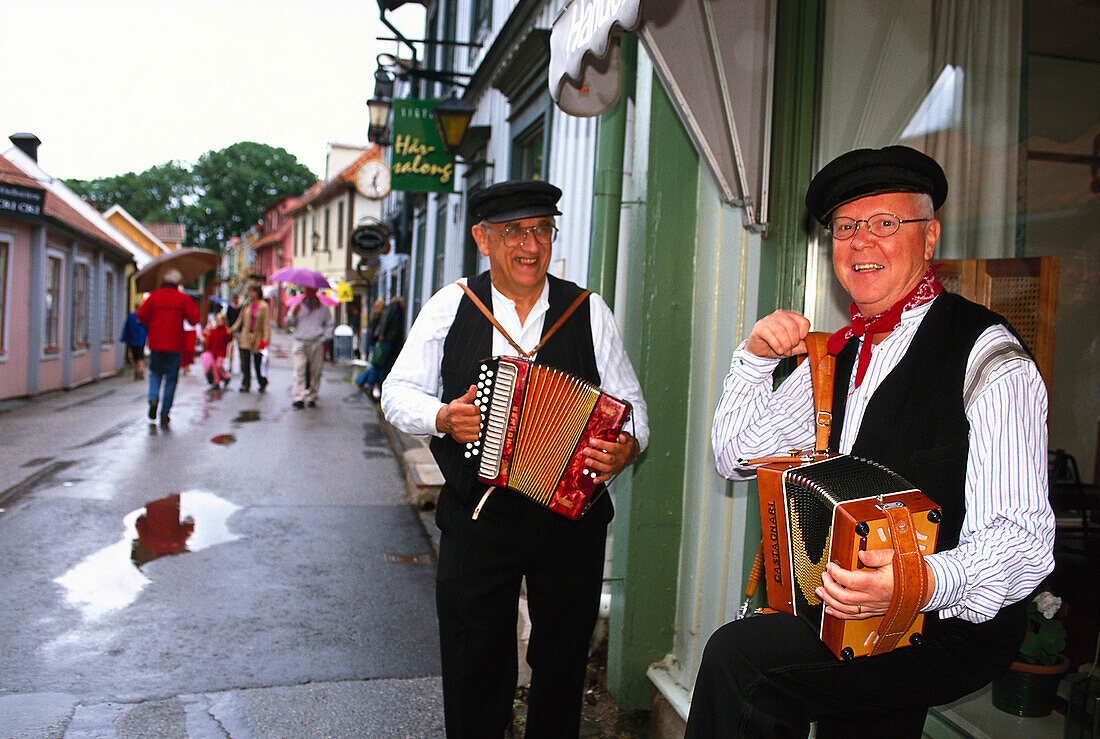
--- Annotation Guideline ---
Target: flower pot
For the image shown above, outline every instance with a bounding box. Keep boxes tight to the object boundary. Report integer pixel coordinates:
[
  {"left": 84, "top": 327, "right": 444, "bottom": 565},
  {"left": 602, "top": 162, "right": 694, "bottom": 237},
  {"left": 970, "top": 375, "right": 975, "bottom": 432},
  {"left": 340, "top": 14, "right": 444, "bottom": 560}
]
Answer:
[{"left": 991, "top": 655, "right": 1070, "bottom": 717}]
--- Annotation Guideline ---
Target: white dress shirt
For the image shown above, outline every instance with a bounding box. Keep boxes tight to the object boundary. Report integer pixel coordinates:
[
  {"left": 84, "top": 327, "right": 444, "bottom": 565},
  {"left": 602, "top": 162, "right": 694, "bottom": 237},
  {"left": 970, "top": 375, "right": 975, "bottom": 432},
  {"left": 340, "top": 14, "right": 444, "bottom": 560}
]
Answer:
[
  {"left": 711, "top": 296, "right": 1055, "bottom": 623},
  {"left": 382, "top": 278, "right": 649, "bottom": 451}
]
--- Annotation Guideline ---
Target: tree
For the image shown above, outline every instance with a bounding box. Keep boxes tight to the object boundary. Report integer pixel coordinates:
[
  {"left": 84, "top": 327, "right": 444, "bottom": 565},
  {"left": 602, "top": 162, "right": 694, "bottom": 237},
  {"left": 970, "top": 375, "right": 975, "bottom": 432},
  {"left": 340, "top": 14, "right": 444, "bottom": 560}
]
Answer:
[
  {"left": 66, "top": 161, "right": 197, "bottom": 222},
  {"left": 65, "top": 142, "right": 316, "bottom": 251},
  {"left": 186, "top": 142, "right": 316, "bottom": 251}
]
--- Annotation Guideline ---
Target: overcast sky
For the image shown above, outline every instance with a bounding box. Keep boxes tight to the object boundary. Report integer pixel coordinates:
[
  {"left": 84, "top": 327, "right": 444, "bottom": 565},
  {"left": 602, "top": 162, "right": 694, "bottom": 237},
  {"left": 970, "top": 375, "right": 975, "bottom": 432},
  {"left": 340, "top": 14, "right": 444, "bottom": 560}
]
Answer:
[{"left": 0, "top": 0, "right": 424, "bottom": 182}]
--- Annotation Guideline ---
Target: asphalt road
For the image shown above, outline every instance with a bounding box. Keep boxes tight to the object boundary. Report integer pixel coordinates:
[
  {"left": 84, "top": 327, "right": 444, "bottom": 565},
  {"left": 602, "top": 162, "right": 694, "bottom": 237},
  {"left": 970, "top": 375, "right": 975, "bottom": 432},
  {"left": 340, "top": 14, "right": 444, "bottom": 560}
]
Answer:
[{"left": 0, "top": 331, "right": 444, "bottom": 738}]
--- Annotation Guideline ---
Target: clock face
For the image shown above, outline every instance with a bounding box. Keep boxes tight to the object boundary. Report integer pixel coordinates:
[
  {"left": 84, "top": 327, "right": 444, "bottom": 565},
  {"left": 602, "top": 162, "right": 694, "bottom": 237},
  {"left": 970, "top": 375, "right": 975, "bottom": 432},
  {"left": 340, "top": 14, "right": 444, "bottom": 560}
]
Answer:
[{"left": 357, "top": 161, "right": 391, "bottom": 199}]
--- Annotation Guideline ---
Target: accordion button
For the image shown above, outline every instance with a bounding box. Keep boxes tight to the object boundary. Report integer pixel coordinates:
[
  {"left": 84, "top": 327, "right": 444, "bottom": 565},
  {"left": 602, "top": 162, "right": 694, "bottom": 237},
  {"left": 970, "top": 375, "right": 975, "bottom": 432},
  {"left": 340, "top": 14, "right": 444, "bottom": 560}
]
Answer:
[
  {"left": 480, "top": 364, "right": 487, "bottom": 371},
  {"left": 487, "top": 370, "right": 493, "bottom": 377},
  {"left": 464, "top": 451, "right": 471, "bottom": 458},
  {"left": 583, "top": 468, "right": 590, "bottom": 475}
]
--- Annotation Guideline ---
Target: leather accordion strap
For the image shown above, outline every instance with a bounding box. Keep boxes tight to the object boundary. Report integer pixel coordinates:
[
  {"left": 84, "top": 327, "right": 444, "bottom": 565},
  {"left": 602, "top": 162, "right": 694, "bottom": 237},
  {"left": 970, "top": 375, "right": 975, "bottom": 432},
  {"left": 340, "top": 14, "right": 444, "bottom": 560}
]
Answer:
[
  {"left": 804, "top": 332, "right": 835, "bottom": 453},
  {"left": 869, "top": 503, "right": 928, "bottom": 655},
  {"left": 458, "top": 281, "right": 592, "bottom": 359}
]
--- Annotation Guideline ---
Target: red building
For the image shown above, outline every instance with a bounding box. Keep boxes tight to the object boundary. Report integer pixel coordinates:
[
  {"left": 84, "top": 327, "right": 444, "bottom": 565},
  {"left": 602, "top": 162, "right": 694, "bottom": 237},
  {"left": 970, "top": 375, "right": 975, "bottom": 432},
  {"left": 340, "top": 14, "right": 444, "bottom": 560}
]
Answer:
[{"left": 250, "top": 196, "right": 296, "bottom": 327}]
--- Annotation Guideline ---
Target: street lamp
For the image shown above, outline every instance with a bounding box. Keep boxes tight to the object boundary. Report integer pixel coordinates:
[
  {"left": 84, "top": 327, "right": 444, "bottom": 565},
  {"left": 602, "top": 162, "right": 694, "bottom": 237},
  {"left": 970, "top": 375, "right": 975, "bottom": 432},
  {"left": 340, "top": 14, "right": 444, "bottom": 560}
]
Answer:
[
  {"left": 368, "top": 64, "right": 395, "bottom": 145},
  {"left": 431, "top": 93, "right": 476, "bottom": 156}
]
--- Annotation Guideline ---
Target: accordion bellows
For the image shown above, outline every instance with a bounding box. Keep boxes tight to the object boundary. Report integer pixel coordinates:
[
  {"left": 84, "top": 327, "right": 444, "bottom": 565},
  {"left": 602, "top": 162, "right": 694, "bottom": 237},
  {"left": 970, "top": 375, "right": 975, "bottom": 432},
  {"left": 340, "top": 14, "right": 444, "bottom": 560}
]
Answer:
[{"left": 464, "top": 356, "right": 632, "bottom": 520}]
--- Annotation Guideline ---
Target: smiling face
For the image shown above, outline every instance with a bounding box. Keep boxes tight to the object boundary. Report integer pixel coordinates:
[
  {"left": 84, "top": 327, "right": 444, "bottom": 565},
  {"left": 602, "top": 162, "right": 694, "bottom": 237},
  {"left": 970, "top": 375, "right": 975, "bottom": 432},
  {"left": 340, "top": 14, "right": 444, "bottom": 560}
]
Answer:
[
  {"left": 831, "top": 191, "right": 939, "bottom": 316},
  {"left": 473, "top": 215, "right": 554, "bottom": 304}
]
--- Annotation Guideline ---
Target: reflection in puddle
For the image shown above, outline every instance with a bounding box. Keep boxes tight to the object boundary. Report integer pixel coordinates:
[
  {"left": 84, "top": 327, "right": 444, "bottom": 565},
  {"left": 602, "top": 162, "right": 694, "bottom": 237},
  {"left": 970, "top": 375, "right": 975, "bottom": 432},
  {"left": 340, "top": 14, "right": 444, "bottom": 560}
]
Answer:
[
  {"left": 210, "top": 433, "right": 237, "bottom": 445},
  {"left": 233, "top": 410, "right": 261, "bottom": 423},
  {"left": 53, "top": 491, "right": 241, "bottom": 620}
]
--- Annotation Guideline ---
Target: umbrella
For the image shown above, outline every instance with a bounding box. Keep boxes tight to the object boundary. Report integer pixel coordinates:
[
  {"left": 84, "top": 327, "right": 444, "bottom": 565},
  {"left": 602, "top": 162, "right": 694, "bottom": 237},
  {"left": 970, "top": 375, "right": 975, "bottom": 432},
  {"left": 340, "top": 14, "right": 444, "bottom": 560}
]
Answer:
[
  {"left": 285, "top": 291, "right": 338, "bottom": 308},
  {"left": 133, "top": 248, "right": 219, "bottom": 293},
  {"left": 269, "top": 267, "right": 330, "bottom": 289}
]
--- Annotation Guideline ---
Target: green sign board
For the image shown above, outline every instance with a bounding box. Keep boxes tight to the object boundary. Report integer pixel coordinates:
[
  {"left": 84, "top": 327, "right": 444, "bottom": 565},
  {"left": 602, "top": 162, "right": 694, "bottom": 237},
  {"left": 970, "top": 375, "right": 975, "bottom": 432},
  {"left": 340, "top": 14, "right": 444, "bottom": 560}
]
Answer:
[{"left": 391, "top": 98, "right": 456, "bottom": 194}]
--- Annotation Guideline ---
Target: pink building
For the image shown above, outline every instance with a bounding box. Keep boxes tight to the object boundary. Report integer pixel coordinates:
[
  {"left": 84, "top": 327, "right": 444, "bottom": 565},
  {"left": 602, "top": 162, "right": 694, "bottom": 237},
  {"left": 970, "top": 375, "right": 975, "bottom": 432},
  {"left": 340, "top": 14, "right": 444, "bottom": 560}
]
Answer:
[{"left": 0, "top": 138, "right": 138, "bottom": 400}]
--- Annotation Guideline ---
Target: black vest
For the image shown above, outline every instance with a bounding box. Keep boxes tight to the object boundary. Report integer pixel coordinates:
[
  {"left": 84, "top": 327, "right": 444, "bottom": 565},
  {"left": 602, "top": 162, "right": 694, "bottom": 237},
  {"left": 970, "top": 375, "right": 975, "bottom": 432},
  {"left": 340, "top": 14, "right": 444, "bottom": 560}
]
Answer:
[
  {"left": 829, "top": 292, "right": 1029, "bottom": 645},
  {"left": 429, "top": 271, "right": 606, "bottom": 519}
]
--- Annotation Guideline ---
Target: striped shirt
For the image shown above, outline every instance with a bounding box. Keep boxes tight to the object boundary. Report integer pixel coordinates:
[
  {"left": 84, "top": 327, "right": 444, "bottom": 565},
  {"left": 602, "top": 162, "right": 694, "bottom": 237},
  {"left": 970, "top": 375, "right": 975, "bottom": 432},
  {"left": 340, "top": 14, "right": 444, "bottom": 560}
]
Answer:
[
  {"left": 382, "top": 278, "right": 649, "bottom": 451},
  {"left": 712, "top": 296, "right": 1055, "bottom": 623}
]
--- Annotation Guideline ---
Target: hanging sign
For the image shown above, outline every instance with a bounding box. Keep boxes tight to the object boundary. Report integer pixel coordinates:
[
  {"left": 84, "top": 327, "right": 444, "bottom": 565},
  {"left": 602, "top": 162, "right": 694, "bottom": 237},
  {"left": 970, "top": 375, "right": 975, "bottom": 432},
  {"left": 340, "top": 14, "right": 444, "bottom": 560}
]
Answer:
[
  {"left": 0, "top": 182, "right": 45, "bottom": 218},
  {"left": 391, "top": 98, "right": 455, "bottom": 194}
]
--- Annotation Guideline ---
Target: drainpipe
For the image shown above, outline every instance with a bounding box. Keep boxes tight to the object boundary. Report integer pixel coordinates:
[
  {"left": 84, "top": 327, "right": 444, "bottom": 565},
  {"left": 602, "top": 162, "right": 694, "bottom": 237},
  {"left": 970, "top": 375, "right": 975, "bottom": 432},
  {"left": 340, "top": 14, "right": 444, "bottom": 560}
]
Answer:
[{"left": 586, "top": 36, "right": 636, "bottom": 304}]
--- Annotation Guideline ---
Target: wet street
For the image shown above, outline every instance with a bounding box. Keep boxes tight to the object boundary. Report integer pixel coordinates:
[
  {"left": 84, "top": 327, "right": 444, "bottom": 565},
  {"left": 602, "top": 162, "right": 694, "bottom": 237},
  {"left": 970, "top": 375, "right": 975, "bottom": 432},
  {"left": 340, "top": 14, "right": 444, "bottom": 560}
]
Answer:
[{"left": 0, "top": 332, "right": 444, "bottom": 738}]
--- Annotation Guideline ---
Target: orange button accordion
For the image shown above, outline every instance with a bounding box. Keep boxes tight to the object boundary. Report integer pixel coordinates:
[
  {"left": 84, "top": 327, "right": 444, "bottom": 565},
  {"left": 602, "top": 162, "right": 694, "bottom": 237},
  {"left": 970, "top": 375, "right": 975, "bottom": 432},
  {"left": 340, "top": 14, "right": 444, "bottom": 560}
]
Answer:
[
  {"left": 755, "top": 452, "right": 941, "bottom": 659},
  {"left": 464, "top": 356, "right": 632, "bottom": 520}
]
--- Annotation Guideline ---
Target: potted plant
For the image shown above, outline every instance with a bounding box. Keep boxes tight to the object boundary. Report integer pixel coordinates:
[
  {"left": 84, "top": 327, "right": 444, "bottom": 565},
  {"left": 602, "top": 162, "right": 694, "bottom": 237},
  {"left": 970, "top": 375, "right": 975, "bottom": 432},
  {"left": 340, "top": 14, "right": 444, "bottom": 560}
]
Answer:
[{"left": 991, "top": 590, "right": 1070, "bottom": 717}]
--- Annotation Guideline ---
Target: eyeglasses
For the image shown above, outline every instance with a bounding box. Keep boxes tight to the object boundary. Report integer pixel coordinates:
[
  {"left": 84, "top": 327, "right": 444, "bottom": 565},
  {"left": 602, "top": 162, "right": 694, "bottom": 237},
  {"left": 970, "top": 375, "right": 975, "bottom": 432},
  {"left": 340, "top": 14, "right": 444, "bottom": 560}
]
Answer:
[
  {"left": 827, "top": 213, "right": 930, "bottom": 240},
  {"left": 481, "top": 223, "right": 558, "bottom": 248}
]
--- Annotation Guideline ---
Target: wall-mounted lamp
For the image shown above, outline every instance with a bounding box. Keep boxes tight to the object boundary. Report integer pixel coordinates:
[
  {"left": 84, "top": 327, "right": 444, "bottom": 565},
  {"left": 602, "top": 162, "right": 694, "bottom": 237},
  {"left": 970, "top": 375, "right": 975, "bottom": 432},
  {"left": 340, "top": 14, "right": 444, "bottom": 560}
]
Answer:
[{"left": 311, "top": 232, "right": 321, "bottom": 252}]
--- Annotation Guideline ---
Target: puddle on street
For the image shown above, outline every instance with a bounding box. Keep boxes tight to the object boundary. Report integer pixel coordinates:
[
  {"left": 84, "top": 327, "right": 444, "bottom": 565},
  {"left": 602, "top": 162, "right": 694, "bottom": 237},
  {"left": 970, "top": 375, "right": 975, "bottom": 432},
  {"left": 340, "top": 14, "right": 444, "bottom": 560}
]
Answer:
[
  {"left": 210, "top": 433, "right": 237, "bottom": 445},
  {"left": 53, "top": 491, "right": 241, "bottom": 620},
  {"left": 233, "top": 410, "right": 261, "bottom": 423}
]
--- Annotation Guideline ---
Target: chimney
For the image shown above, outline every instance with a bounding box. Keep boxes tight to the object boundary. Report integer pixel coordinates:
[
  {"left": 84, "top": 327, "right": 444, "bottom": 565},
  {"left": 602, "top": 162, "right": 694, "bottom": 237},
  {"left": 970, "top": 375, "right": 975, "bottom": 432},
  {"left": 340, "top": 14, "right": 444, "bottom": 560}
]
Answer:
[{"left": 9, "top": 133, "right": 42, "bottom": 162}]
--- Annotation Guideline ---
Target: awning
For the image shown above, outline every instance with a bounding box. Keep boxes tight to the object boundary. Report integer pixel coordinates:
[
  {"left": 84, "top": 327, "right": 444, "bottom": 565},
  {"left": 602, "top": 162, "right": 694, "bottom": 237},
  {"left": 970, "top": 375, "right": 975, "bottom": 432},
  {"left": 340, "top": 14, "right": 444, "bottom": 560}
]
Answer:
[{"left": 549, "top": 0, "right": 776, "bottom": 230}]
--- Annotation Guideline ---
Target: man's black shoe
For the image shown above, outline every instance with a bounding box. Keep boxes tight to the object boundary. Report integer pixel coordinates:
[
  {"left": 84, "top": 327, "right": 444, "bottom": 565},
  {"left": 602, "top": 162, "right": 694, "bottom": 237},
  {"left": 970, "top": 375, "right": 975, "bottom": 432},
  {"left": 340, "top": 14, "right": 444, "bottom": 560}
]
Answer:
[
  {"left": 159, "top": 415, "right": 170, "bottom": 429},
  {"left": 292, "top": 400, "right": 305, "bottom": 410},
  {"left": 307, "top": 400, "right": 316, "bottom": 408},
  {"left": 258, "top": 377, "right": 268, "bottom": 392},
  {"left": 240, "top": 386, "right": 250, "bottom": 392},
  {"left": 148, "top": 400, "right": 158, "bottom": 420}
]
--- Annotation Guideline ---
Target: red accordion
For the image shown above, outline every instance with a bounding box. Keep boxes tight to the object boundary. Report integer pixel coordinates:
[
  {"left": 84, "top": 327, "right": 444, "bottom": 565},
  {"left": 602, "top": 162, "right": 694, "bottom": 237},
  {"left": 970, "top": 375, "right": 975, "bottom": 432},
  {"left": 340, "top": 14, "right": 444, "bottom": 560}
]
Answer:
[
  {"left": 464, "top": 356, "right": 632, "bottom": 520},
  {"left": 755, "top": 452, "right": 941, "bottom": 659}
]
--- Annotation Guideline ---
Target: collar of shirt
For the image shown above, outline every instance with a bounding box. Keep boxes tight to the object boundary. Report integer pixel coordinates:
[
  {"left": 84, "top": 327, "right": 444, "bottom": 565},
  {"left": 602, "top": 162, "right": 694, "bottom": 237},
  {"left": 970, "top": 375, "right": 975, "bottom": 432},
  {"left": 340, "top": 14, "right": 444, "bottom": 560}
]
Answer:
[{"left": 489, "top": 280, "right": 550, "bottom": 356}]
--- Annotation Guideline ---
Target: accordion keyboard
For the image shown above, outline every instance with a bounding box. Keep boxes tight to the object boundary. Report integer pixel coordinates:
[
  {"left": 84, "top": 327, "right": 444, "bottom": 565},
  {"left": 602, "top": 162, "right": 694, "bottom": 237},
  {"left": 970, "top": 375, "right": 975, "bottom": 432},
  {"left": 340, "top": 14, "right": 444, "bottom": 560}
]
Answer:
[{"left": 471, "top": 360, "right": 516, "bottom": 477}]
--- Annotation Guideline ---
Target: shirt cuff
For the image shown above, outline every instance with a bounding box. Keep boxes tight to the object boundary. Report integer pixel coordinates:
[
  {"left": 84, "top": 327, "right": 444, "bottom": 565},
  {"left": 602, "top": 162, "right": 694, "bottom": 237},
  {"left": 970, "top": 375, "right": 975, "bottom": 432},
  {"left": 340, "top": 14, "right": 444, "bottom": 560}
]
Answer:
[{"left": 923, "top": 552, "right": 966, "bottom": 612}]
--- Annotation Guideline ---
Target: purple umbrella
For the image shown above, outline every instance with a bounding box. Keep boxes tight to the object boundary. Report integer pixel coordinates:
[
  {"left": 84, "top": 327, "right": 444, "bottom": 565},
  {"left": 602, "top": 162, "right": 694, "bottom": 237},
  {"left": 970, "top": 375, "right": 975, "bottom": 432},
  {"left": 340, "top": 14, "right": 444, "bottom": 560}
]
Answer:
[{"left": 268, "top": 267, "right": 330, "bottom": 289}]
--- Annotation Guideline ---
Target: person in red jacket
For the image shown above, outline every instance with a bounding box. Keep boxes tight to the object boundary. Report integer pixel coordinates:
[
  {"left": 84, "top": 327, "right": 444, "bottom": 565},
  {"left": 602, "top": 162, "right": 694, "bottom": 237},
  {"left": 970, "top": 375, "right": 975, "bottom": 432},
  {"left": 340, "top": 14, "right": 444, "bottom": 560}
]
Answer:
[
  {"left": 136, "top": 268, "right": 200, "bottom": 428},
  {"left": 202, "top": 313, "right": 232, "bottom": 388}
]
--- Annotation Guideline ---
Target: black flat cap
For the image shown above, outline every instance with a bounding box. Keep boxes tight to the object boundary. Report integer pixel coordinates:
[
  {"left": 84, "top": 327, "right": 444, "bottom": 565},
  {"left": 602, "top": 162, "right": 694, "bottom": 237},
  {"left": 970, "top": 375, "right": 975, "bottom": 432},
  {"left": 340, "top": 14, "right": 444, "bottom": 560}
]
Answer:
[
  {"left": 805, "top": 145, "right": 948, "bottom": 225},
  {"left": 468, "top": 180, "right": 562, "bottom": 223}
]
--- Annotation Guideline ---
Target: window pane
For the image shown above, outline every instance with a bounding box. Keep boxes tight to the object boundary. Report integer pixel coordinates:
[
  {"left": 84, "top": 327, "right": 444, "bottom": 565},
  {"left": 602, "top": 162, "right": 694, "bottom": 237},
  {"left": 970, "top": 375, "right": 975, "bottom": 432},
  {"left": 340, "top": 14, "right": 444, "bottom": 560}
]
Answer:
[{"left": 46, "top": 256, "right": 61, "bottom": 352}]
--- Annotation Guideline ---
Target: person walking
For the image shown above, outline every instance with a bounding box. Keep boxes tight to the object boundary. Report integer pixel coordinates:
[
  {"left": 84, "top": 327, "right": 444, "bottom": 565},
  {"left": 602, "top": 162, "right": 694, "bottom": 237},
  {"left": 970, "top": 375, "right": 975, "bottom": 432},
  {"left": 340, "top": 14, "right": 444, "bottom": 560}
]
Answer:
[
  {"left": 119, "top": 310, "right": 147, "bottom": 380},
  {"left": 225, "top": 293, "right": 242, "bottom": 374},
  {"left": 229, "top": 284, "right": 271, "bottom": 393},
  {"left": 135, "top": 268, "right": 199, "bottom": 428},
  {"left": 202, "top": 313, "right": 232, "bottom": 388},
  {"left": 382, "top": 180, "right": 648, "bottom": 737},
  {"left": 287, "top": 286, "right": 332, "bottom": 409}
]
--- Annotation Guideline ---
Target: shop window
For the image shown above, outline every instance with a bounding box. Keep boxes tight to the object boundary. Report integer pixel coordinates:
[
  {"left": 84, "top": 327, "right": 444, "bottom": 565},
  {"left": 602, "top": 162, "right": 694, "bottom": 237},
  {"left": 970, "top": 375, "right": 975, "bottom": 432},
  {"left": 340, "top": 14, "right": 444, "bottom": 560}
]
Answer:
[
  {"left": 492, "top": 30, "right": 552, "bottom": 181},
  {"left": 810, "top": 1, "right": 1026, "bottom": 329},
  {"left": 45, "top": 255, "right": 62, "bottom": 353},
  {"left": 73, "top": 262, "right": 90, "bottom": 350},
  {"left": 512, "top": 121, "right": 545, "bottom": 181}
]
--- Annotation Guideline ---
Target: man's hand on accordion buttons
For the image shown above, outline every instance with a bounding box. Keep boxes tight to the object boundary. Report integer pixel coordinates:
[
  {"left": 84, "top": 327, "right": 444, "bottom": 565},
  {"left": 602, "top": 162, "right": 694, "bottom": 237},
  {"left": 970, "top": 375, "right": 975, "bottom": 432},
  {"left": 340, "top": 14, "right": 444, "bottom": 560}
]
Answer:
[
  {"left": 436, "top": 385, "right": 482, "bottom": 443},
  {"left": 744, "top": 310, "right": 811, "bottom": 359},
  {"left": 816, "top": 549, "right": 897, "bottom": 620},
  {"left": 583, "top": 432, "right": 638, "bottom": 484}
]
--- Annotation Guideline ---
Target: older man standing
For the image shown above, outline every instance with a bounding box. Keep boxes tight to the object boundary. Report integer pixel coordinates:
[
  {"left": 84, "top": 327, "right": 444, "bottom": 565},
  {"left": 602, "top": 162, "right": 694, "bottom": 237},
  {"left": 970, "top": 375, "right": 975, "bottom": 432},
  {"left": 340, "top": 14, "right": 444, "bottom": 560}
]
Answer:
[
  {"left": 287, "top": 286, "right": 332, "bottom": 409},
  {"left": 687, "top": 146, "right": 1056, "bottom": 737},
  {"left": 382, "top": 180, "right": 649, "bottom": 738},
  {"left": 136, "top": 268, "right": 199, "bottom": 429}
]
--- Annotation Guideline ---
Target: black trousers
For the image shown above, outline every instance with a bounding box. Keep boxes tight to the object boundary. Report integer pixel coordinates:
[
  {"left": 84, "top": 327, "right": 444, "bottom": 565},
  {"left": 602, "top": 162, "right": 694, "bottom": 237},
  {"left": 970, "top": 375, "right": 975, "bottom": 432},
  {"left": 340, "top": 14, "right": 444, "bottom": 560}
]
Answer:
[
  {"left": 435, "top": 485, "right": 608, "bottom": 738},
  {"left": 685, "top": 611, "right": 1019, "bottom": 738},
  {"left": 238, "top": 347, "right": 265, "bottom": 388}
]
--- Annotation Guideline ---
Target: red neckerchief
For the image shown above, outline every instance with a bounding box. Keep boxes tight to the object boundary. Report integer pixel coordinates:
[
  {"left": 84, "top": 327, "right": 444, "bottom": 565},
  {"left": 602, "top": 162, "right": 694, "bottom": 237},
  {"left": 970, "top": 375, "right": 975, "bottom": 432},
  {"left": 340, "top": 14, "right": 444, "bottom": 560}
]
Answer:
[{"left": 826, "top": 267, "right": 942, "bottom": 388}]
